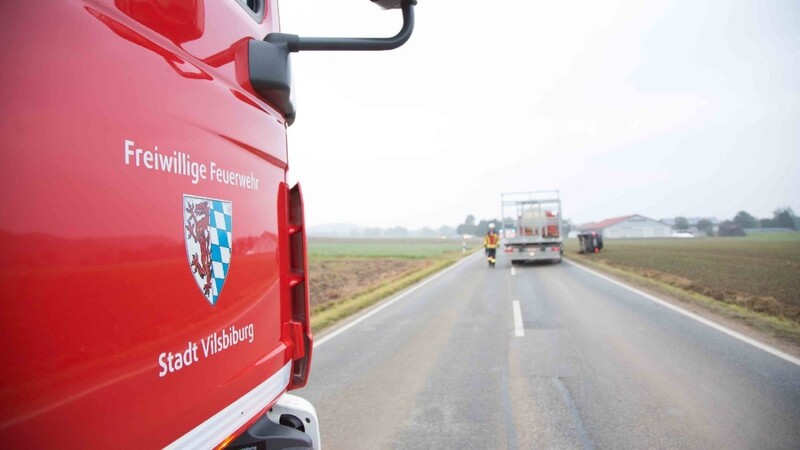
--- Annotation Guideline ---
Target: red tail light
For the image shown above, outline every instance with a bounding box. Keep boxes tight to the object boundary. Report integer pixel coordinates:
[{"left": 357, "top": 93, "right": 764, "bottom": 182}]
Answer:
[
  {"left": 551, "top": 246, "right": 560, "bottom": 252},
  {"left": 279, "top": 183, "right": 312, "bottom": 390}
]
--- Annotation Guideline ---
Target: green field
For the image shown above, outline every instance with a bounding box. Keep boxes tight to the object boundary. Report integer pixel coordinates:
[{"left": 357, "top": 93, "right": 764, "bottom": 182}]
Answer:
[
  {"left": 308, "top": 237, "right": 480, "bottom": 259},
  {"left": 566, "top": 234, "right": 800, "bottom": 323}
]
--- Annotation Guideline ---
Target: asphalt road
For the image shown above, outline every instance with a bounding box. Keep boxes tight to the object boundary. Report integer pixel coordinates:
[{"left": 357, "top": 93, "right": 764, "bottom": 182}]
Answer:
[{"left": 296, "top": 252, "right": 800, "bottom": 449}]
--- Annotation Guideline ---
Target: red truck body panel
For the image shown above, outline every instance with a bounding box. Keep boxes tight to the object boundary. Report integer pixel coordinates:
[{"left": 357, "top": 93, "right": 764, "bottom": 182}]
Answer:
[{"left": 0, "top": 1, "right": 310, "bottom": 447}]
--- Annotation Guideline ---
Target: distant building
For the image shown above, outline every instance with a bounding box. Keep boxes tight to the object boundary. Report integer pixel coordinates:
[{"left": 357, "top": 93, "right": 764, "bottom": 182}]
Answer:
[
  {"left": 660, "top": 217, "right": 720, "bottom": 236},
  {"left": 580, "top": 214, "right": 671, "bottom": 239}
]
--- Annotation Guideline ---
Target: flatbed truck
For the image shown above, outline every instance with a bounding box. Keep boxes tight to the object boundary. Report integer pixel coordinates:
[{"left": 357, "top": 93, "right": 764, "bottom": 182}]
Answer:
[{"left": 501, "top": 191, "right": 564, "bottom": 264}]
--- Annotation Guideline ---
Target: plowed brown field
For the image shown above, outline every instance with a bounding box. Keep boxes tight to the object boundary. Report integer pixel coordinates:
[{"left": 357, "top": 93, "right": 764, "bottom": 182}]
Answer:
[
  {"left": 307, "top": 237, "right": 476, "bottom": 312},
  {"left": 567, "top": 234, "right": 800, "bottom": 324}
]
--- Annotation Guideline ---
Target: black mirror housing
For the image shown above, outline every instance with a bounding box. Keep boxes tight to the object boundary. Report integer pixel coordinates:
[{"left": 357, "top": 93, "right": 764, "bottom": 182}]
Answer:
[
  {"left": 371, "top": 0, "right": 407, "bottom": 9},
  {"left": 248, "top": 39, "right": 295, "bottom": 125},
  {"left": 249, "top": 0, "right": 416, "bottom": 125}
]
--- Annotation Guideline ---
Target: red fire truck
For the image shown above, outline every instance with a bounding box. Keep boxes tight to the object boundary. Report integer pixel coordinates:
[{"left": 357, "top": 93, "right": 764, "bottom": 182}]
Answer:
[{"left": 0, "top": 1, "right": 416, "bottom": 448}]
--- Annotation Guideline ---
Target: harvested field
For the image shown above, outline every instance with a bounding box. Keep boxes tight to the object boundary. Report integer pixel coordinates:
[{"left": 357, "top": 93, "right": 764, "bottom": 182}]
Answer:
[
  {"left": 308, "top": 258, "right": 429, "bottom": 309},
  {"left": 566, "top": 235, "right": 800, "bottom": 324},
  {"left": 307, "top": 238, "right": 478, "bottom": 323}
]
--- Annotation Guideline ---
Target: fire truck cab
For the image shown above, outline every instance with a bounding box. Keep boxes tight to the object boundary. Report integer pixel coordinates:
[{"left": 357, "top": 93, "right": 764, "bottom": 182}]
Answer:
[{"left": 0, "top": 1, "right": 416, "bottom": 448}]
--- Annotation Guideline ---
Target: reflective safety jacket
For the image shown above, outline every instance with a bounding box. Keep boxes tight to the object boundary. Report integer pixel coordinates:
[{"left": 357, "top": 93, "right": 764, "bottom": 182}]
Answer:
[{"left": 484, "top": 231, "right": 500, "bottom": 249}]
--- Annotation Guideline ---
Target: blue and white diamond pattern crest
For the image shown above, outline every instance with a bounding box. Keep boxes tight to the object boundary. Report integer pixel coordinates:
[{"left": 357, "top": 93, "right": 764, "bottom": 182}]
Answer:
[{"left": 184, "top": 195, "right": 232, "bottom": 306}]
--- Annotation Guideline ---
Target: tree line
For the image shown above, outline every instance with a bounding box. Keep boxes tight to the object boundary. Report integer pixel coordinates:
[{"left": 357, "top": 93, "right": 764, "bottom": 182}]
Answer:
[
  {"left": 455, "top": 215, "right": 498, "bottom": 237},
  {"left": 332, "top": 207, "right": 796, "bottom": 239},
  {"left": 358, "top": 225, "right": 456, "bottom": 237},
  {"left": 671, "top": 208, "right": 797, "bottom": 237},
  {"left": 718, "top": 208, "right": 797, "bottom": 236}
]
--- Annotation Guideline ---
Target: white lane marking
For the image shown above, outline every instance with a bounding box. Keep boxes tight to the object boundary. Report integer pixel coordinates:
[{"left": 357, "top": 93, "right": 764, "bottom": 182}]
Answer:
[
  {"left": 563, "top": 259, "right": 800, "bottom": 367},
  {"left": 513, "top": 301, "right": 525, "bottom": 337},
  {"left": 511, "top": 266, "right": 516, "bottom": 276},
  {"left": 315, "top": 251, "right": 482, "bottom": 348}
]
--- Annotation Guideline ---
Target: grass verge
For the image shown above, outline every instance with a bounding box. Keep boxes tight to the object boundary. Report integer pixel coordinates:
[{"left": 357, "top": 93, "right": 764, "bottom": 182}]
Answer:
[
  {"left": 310, "top": 254, "right": 464, "bottom": 332},
  {"left": 566, "top": 255, "right": 800, "bottom": 348}
]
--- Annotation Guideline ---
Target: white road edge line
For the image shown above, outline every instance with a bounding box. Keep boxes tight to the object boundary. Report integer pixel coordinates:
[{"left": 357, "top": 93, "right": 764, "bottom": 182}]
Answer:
[
  {"left": 511, "top": 266, "right": 516, "bottom": 276},
  {"left": 315, "top": 251, "right": 482, "bottom": 348},
  {"left": 513, "top": 300, "right": 524, "bottom": 337},
  {"left": 563, "top": 258, "right": 800, "bottom": 367}
]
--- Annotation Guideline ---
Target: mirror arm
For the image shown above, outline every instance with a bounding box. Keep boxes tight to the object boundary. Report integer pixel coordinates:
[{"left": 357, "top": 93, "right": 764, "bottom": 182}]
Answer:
[{"left": 265, "top": 0, "right": 416, "bottom": 52}]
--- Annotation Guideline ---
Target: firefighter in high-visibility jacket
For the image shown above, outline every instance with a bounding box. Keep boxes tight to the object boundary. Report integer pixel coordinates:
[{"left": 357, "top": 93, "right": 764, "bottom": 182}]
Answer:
[{"left": 484, "top": 223, "right": 500, "bottom": 267}]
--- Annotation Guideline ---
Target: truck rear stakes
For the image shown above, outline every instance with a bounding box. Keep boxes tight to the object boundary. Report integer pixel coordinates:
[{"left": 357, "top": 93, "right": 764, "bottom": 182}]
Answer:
[
  {"left": 501, "top": 191, "right": 564, "bottom": 264},
  {"left": 0, "top": 1, "right": 416, "bottom": 448}
]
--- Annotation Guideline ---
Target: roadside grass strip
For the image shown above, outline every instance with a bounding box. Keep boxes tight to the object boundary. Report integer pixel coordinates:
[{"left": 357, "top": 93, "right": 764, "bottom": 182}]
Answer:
[
  {"left": 311, "top": 252, "right": 477, "bottom": 333},
  {"left": 564, "top": 258, "right": 800, "bottom": 367},
  {"left": 565, "top": 252, "right": 800, "bottom": 347},
  {"left": 308, "top": 238, "right": 483, "bottom": 333},
  {"left": 315, "top": 252, "right": 481, "bottom": 347}
]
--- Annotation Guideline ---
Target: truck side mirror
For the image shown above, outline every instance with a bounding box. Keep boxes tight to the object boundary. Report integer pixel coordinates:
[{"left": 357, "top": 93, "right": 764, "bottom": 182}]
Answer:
[
  {"left": 371, "top": 0, "right": 406, "bottom": 9},
  {"left": 248, "top": 0, "right": 417, "bottom": 125},
  {"left": 248, "top": 36, "right": 296, "bottom": 123}
]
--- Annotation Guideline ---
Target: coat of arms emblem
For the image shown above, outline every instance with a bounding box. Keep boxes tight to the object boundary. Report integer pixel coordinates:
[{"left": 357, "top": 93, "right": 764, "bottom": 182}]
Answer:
[{"left": 183, "top": 195, "right": 232, "bottom": 306}]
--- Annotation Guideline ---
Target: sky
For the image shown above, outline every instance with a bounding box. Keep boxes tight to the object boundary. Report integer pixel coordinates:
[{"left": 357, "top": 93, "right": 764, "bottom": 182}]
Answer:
[{"left": 279, "top": 0, "right": 799, "bottom": 229}]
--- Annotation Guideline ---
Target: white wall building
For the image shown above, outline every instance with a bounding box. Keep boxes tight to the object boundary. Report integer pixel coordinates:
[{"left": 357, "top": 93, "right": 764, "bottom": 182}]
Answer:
[{"left": 580, "top": 215, "right": 671, "bottom": 239}]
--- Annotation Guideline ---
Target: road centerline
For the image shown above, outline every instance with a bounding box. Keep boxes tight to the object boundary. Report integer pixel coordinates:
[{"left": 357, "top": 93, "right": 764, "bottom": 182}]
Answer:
[{"left": 513, "top": 300, "right": 524, "bottom": 337}]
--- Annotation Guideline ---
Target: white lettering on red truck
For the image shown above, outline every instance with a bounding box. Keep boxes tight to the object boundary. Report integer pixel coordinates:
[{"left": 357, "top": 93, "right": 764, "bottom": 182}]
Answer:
[
  {"left": 124, "top": 139, "right": 260, "bottom": 190},
  {"left": 158, "top": 323, "right": 255, "bottom": 378}
]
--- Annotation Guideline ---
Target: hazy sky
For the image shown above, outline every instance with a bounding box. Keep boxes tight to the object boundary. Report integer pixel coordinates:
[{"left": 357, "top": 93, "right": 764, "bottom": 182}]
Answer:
[{"left": 280, "top": 0, "right": 799, "bottom": 229}]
